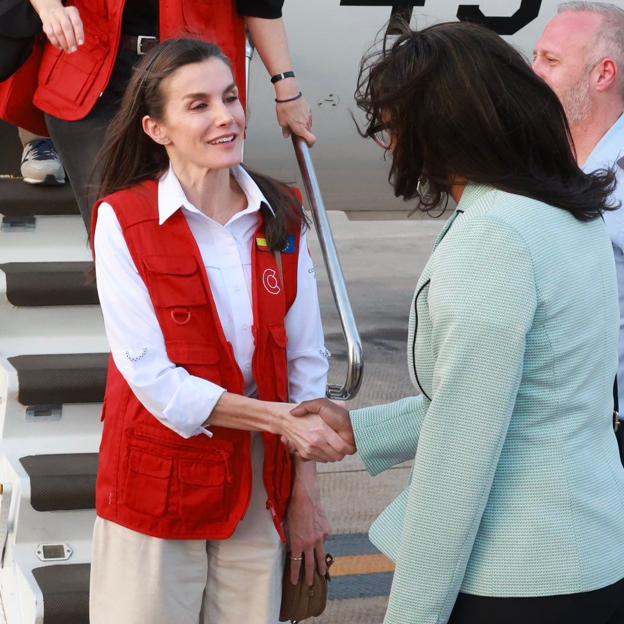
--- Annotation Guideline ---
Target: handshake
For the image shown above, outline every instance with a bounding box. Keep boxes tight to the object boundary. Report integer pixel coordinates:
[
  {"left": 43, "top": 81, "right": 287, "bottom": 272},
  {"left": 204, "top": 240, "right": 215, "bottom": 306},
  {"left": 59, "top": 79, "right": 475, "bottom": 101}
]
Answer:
[{"left": 280, "top": 399, "right": 356, "bottom": 463}]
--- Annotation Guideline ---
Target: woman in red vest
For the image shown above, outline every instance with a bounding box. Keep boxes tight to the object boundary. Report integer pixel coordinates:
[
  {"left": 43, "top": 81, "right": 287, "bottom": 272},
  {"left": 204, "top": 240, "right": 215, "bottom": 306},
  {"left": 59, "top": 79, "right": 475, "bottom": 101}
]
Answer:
[
  {"left": 89, "top": 38, "right": 353, "bottom": 624},
  {"left": 26, "top": 0, "right": 314, "bottom": 231}
]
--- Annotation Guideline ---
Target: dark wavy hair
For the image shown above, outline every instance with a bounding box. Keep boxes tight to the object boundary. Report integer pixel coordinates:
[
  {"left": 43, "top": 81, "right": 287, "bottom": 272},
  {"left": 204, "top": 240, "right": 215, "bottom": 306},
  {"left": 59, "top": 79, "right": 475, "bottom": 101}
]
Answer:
[
  {"left": 355, "top": 20, "right": 617, "bottom": 220},
  {"left": 95, "top": 38, "right": 303, "bottom": 250}
]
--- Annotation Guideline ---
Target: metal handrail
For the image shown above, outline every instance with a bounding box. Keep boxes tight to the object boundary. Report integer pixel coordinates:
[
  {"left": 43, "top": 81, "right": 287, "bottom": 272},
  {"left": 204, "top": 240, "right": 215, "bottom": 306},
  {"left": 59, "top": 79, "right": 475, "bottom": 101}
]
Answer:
[{"left": 292, "top": 137, "right": 364, "bottom": 400}]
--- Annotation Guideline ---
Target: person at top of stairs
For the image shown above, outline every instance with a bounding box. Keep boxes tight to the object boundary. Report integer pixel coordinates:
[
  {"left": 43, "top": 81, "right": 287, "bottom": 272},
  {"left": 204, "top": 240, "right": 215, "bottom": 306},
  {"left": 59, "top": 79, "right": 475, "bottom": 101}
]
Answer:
[{"left": 24, "top": 0, "right": 314, "bottom": 230}]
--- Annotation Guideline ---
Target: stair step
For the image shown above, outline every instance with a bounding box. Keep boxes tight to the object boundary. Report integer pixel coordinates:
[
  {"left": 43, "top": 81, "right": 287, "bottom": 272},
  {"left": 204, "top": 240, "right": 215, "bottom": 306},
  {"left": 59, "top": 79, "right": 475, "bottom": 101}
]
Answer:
[
  {"left": 32, "top": 564, "right": 89, "bottom": 624},
  {"left": 8, "top": 354, "right": 108, "bottom": 405},
  {"left": 0, "top": 179, "right": 78, "bottom": 217},
  {"left": 20, "top": 454, "right": 97, "bottom": 512},
  {"left": 0, "top": 262, "right": 97, "bottom": 307}
]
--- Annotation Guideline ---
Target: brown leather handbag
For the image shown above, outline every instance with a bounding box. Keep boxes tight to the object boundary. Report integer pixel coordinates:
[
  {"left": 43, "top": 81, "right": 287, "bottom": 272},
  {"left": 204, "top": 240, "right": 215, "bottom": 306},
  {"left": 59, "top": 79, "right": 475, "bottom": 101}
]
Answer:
[{"left": 279, "top": 553, "right": 334, "bottom": 623}]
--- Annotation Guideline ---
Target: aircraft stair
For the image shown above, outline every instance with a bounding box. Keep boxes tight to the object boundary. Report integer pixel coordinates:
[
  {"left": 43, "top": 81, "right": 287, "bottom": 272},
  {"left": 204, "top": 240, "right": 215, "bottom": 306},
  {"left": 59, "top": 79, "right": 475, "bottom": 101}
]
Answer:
[{"left": 0, "top": 121, "right": 100, "bottom": 623}]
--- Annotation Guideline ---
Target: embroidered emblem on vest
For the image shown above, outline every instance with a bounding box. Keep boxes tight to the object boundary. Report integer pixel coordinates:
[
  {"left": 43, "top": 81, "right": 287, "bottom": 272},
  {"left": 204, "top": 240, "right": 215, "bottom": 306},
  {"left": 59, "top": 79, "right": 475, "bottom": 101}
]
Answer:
[
  {"left": 282, "top": 235, "right": 297, "bottom": 254},
  {"left": 262, "top": 268, "right": 281, "bottom": 295}
]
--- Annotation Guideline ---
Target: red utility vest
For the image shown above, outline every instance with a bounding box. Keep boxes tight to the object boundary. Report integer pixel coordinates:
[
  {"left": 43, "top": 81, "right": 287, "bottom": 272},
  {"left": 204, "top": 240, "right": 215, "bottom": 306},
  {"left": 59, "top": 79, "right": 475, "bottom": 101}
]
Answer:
[
  {"left": 92, "top": 180, "right": 299, "bottom": 540},
  {"left": 33, "top": 0, "right": 246, "bottom": 121}
]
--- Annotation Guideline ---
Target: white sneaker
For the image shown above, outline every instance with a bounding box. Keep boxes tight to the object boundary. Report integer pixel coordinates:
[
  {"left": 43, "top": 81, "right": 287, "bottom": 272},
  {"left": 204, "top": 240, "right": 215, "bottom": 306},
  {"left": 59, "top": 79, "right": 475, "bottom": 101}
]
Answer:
[{"left": 20, "top": 139, "right": 66, "bottom": 185}]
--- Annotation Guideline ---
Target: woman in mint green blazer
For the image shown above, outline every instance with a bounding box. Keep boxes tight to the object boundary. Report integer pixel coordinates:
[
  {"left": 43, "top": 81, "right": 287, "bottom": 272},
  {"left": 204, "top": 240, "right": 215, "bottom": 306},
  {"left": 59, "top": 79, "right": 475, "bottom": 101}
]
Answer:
[{"left": 293, "top": 21, "right": 624, "bottom": 624}]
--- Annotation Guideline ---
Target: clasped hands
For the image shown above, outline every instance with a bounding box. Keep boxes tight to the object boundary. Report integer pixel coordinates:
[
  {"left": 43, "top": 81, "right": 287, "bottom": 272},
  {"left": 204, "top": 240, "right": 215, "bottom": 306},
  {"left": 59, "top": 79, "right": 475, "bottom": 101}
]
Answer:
[{"left": 279, "top": 399, "right": 355, "bottom": 462}]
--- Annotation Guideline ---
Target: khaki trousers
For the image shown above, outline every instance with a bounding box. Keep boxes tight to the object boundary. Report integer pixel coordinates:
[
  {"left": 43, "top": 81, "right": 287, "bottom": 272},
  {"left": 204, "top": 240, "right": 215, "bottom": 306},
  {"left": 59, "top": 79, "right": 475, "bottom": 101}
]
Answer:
[{"left": 89, "top": 435, "right": 284, "bottom": 624}]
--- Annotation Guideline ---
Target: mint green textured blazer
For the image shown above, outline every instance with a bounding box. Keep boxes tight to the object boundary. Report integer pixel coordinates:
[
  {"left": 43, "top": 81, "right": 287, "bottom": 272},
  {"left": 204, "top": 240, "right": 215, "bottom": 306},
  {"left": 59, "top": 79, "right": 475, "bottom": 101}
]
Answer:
[{"left": 351, "top": 185, "right": 624, "bottom": 624}]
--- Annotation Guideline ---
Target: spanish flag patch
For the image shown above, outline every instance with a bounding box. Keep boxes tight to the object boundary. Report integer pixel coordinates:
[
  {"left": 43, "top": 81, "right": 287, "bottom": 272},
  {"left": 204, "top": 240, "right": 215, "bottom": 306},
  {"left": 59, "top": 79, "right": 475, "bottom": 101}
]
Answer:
[
  {"left": 255, "top": 236, "right": 269, "bottom": 251},
  {"left": 255, "top": 235, "right": 297, "bottom": 254}
]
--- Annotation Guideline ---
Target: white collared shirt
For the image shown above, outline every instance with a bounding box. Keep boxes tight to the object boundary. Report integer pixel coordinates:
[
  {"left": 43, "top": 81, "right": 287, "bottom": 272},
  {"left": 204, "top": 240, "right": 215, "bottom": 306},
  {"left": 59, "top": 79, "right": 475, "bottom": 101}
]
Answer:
[
  {"left": 94, "top": 164, "right": 329, "bottom": 438},
  {"left": 583, "top": 113, "right": 624, "bottom": 407}
]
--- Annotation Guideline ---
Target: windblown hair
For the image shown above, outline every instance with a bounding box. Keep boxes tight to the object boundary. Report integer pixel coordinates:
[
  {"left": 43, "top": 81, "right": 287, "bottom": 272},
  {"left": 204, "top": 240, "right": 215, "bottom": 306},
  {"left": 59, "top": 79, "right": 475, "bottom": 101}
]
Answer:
[
  {"left": 95, "top": 38, "right": 303, "bottom": 251},
  {"left": 558, "top": 1, "right": 624, "bottom": 96},
  {"left": 354, "top": 20, "right": 616, "bottom": 220}
]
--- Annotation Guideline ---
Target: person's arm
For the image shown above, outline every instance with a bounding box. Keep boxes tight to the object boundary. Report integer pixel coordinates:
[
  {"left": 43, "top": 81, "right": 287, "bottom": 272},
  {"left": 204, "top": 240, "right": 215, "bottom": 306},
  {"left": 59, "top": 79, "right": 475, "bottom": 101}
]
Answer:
[
  {"left": 291, "top": 395, "right": 429, "bottom": 473},
  {"left": 30, "top": 0, "right": 83, "bottom": 53},
  {"left": 385, "top": 216, "right": 537, "bottom": 624},
  {"left": 94, "top": 203, "right": 352, "bottom": 459},
  {"left": 243, "top": 13, "right": 316, "bottom": 145}
]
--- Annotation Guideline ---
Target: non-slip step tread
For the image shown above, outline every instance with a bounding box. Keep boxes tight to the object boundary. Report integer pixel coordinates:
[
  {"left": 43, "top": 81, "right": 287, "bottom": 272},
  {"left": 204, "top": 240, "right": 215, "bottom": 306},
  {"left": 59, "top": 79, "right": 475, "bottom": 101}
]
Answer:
[
  {"left": 9, "top": 353, "right": 108, "bottom": 405},
  {"left": 32, "top": 564, "right": 89, "bottom": 624},
  {"left": 20, "top": 453, "right": 98, "bottom": 511},
  {"left": 0, "top": 262, "right": 98, "bottom": 306},
  {"left": 0, "top": 178, "right": 78, "bottom": 217}
]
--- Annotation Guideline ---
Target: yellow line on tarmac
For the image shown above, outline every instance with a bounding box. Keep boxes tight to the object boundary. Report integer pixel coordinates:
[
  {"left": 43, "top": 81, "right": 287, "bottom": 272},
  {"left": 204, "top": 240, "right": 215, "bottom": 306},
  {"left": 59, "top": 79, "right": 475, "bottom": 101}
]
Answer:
[{"left": 332, "top": 554, "right": 395, "bottom": 577}]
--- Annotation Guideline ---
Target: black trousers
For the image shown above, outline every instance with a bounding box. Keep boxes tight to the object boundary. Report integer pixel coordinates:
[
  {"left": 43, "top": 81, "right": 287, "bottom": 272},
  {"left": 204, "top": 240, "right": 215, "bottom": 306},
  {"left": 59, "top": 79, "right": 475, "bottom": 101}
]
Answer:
[
  {"left": 45, "top": 50, "right": 138, "bottom": 231},
  {"left": 448, "top": 576, "right": 624, "bottom": 624}
]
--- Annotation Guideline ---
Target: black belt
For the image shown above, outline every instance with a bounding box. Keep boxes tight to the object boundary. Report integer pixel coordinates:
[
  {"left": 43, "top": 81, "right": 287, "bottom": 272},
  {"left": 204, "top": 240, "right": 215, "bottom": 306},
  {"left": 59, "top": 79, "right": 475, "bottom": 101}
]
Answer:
[{"left": 121, "top": 35, "right": 159, "bottom": 56}]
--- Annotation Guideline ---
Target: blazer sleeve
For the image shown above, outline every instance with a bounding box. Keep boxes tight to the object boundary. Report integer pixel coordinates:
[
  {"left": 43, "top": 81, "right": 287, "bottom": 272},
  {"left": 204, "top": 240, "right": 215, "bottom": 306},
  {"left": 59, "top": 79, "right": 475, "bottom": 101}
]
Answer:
[
  {"left": 383, "top": 216, "right": 537, "bottom": 624},
  {"left": 350, "top": 396, "right": 429, "bottom": 475}
]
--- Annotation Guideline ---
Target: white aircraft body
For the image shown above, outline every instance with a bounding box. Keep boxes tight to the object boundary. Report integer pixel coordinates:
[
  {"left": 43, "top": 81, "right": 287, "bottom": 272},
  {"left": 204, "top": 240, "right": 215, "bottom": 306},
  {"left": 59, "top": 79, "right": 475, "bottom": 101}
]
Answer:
[{"left": 248, "top": 0, "right": 606, "bottom": 218}]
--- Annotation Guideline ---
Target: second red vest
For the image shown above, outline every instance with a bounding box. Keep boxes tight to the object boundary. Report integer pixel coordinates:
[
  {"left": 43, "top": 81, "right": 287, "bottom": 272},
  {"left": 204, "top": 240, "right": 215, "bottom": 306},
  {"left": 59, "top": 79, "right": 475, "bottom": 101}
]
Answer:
[
  {"left": 92, "top": 180, "right": 299, "bottom": 540},
  {"left": 33, "top": 0, "right": 246, "bottom": 121}
]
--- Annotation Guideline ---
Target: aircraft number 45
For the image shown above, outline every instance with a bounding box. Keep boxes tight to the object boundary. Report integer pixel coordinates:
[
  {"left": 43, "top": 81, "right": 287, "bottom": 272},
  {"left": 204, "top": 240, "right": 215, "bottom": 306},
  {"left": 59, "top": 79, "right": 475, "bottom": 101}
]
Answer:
[{"left": 340, "top": 0, "right": 543, "bottom": 35}]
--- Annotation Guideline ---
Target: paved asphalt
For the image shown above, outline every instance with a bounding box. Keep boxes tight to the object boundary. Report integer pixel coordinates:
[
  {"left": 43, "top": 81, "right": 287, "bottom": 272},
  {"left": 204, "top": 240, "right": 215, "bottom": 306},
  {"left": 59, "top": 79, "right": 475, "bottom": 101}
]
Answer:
[{"left": 303, "top": 212, "right": 444, "bottom": 622}]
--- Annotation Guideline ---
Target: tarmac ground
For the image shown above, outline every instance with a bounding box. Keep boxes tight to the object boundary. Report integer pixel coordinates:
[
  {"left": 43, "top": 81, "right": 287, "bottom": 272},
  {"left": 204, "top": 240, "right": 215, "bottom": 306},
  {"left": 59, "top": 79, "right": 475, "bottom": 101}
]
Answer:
[{"left": 304, "top": 212, "right": 444, "bottom": 623}]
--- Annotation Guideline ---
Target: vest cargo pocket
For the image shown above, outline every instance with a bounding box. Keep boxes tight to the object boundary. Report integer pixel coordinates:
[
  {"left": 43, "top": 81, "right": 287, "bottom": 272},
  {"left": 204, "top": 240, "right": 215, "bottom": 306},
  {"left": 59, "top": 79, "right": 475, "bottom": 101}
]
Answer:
[
  {"left": 165, "top": 341, "right": 222, "bottom": 386},
  {"left": 178, "top": 454, "right": 231, "bottom": 522},
  {"left": 124, "top": 448, "right": 172, "bottom": 517},
  {"left": 268, "top": 324, "right": 289, "bottom": 401},
  {"left": 39, "top": 34, "right": 108, "bottom": 106}
]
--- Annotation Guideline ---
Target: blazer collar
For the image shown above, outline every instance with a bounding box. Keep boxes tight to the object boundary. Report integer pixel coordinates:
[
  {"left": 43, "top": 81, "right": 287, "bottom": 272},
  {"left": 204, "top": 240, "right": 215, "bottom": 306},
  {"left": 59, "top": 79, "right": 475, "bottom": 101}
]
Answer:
[{"left": 433, "top": 184, "right": 496, "bottom": 249}]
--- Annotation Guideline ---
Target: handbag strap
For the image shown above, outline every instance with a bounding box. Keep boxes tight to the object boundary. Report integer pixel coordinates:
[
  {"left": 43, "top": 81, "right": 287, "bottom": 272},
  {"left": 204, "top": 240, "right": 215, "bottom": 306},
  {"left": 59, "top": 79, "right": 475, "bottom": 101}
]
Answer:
[{"left": 614, "top": 377, "right": 620, "bottom": 431}]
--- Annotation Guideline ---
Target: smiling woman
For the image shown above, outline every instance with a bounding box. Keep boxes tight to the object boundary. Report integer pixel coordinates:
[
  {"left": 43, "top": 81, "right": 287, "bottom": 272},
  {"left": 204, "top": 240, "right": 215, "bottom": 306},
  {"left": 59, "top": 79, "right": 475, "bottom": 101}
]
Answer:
[{"left": 88, "top": 38, "right": 349, "bottom": 624}]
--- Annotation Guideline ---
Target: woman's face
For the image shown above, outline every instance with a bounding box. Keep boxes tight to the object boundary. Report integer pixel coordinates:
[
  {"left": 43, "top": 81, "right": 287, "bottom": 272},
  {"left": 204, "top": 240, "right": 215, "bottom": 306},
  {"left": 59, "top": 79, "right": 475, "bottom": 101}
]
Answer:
[{"left": 149, "top": 58, "right": 245, "bottom": 170}]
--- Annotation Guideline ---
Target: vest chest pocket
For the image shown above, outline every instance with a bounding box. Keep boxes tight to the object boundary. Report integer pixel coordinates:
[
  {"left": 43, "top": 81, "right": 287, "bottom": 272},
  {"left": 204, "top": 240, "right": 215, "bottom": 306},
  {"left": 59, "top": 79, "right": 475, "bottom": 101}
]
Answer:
[
  {"left": 142, "top": 256, "right": 208, "bottom": 308},
  {"left": 124, "top": 448, "right": 172, "bottom": 517},
  {"left": 178, "top": 454, "right": 232, "bottom": 522}
]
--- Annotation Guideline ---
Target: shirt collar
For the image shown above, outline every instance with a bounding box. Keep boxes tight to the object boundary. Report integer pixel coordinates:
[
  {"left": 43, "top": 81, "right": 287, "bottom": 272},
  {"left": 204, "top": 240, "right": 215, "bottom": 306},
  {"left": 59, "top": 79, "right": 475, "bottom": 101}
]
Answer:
[
  {"left": 583, "top": 113, "right": 624, "bottom": 174},
  {"left": 157, "top": 163, "right": 275, "bottom": 226}
]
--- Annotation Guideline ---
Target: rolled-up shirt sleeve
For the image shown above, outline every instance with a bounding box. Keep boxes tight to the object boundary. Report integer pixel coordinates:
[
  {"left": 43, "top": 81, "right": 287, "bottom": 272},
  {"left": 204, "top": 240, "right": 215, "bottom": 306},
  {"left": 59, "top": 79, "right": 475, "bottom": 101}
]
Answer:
[
  {"left": 285, "top": 229, "right": 329, "bottom": 403},
  {"left": 236, "top": 0, "right": 283, "bottom": 18},
  {"left": 94, "top": 203, "right": 225, "bottom": 439}
]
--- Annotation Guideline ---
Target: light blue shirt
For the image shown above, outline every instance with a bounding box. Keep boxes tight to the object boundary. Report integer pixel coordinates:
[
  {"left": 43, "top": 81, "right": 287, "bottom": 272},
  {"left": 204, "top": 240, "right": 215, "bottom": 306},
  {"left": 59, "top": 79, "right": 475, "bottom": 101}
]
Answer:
[{"left": 583, "top": 113, "right": 624, "bottom": 407}]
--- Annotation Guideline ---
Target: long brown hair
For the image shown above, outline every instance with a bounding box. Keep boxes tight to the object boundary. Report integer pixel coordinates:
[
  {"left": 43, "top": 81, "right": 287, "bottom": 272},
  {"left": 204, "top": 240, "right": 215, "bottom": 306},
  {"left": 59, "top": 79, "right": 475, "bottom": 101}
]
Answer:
[
  {"left": 95, "top": 38, "right": 303, "bottom": 249},
  {"left": 355, "top": 20, "right": 616, "bottom": 221}
]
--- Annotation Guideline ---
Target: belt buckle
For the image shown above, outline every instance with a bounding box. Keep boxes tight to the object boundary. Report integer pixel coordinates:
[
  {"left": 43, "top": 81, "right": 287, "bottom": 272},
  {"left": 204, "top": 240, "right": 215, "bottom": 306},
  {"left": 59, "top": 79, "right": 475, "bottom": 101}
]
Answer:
[{"left": 137, "top": 35, "right": 157, "bottom": 56}]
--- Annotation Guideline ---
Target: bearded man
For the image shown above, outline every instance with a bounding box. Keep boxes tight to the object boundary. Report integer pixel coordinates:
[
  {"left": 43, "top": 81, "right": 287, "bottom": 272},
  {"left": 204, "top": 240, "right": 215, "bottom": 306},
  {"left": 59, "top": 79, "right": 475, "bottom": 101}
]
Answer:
[{"left": 534, "top": 1, "right": 624, "bottom": 405}]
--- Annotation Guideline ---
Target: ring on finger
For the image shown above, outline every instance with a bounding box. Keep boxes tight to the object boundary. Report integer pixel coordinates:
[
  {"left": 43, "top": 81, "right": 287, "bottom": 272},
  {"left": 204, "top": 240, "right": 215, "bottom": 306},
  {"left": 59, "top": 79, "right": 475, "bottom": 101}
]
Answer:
[{"left": 290, "top": 555, "right": 303, "bottom": 561}]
